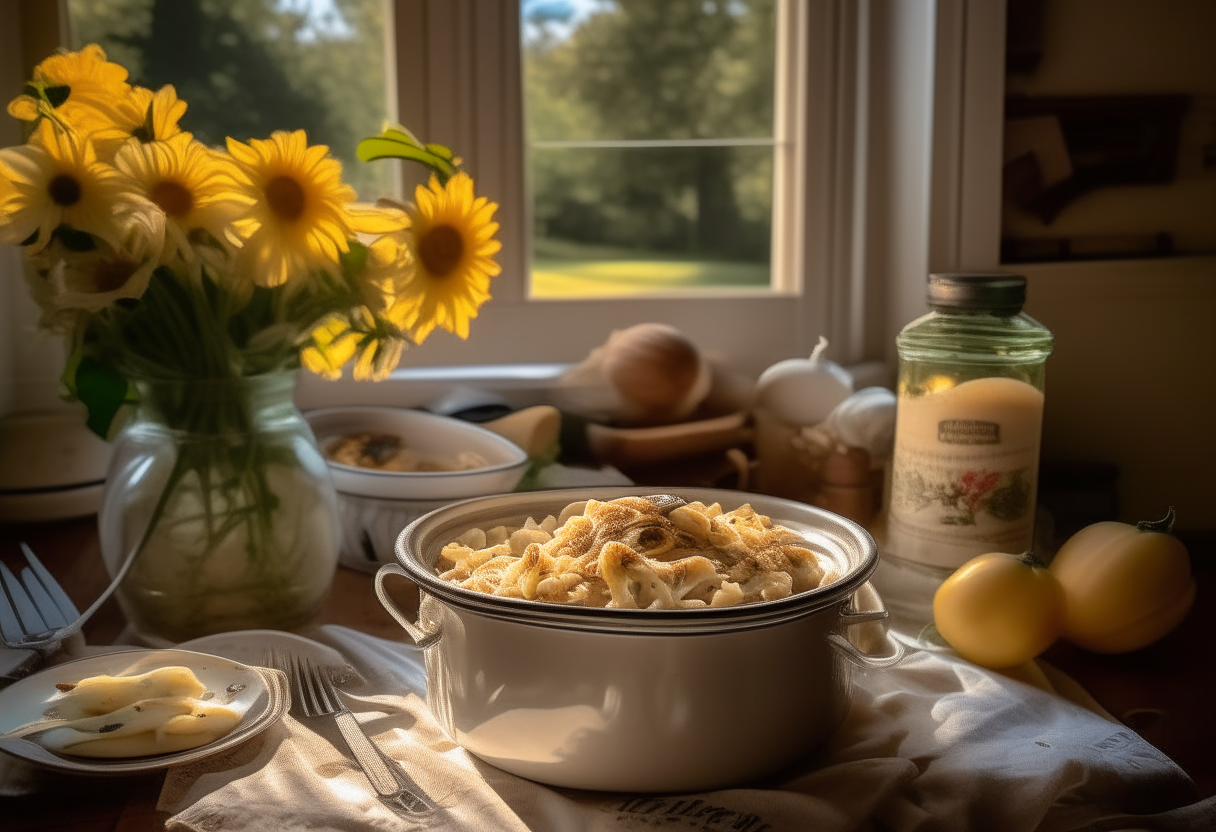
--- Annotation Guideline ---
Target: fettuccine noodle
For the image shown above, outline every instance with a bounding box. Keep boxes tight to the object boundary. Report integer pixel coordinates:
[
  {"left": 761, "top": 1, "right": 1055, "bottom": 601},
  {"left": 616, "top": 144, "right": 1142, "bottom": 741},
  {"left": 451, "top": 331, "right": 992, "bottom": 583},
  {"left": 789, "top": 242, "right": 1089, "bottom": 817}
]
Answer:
[{"left": 437, "top": 496, "right": 837, "bottom": 609}]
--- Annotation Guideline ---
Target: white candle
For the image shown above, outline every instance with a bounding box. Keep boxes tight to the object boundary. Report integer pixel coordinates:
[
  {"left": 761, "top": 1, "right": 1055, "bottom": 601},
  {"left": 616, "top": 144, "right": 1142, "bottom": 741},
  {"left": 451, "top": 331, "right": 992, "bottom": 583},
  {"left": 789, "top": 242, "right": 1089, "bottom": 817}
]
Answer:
[{"left": 886, "top": 376, "right": 1044, "bottom": 569}]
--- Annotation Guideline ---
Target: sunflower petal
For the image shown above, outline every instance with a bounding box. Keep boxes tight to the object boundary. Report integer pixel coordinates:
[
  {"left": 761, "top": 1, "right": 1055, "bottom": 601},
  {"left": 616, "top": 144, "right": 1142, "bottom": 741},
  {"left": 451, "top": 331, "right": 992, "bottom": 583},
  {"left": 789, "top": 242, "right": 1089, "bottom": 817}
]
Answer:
[
  {"left": 6, "top": 96, "right": 39, "bottom": 121},
  {"left": 349, "top": 204, "right": 409, "bottom": 234}
]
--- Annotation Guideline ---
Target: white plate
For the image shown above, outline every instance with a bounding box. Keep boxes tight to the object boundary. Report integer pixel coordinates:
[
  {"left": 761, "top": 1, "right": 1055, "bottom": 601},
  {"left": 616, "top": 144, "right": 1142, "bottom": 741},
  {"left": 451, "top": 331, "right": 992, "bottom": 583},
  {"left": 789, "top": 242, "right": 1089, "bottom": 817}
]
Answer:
[
  {"left": 0, "top": 648, "right": 287, "bottom": 775},
  {"left": 179, "top": 629, "right": 348, "bottom": 671},
  {"left": 180, "top": 630, "right": 374, "bottom": 697}
]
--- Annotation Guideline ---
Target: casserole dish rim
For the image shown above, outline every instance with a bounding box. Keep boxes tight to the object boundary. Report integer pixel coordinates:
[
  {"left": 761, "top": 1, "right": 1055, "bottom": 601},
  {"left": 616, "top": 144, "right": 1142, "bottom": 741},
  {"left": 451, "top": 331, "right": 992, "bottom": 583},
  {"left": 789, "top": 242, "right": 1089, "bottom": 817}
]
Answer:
[{"left": 393, "top": 486, "right": 880, "bottom": 634}]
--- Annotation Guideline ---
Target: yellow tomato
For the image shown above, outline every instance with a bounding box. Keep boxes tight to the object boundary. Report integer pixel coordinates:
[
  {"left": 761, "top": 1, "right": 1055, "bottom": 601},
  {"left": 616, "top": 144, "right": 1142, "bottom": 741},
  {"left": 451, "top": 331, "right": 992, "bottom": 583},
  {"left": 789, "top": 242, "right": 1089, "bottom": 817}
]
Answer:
[
  {"left": 1049, "top": 508, "right": 1196, "bottom": 654},
  {"left": 932, "top": 552, "right": 1065, "bottom": 669}
]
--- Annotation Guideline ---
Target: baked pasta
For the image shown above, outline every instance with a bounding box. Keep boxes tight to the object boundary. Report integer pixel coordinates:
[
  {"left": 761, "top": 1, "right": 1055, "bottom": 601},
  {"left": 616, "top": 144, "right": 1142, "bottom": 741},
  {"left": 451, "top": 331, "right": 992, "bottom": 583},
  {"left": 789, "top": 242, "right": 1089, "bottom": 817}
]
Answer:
[
  {"left": 437, "top": 496, "right": 837, "bottom": 609},
  {"left": 325, "top": 432, "right": 487, "bottom": 472}
]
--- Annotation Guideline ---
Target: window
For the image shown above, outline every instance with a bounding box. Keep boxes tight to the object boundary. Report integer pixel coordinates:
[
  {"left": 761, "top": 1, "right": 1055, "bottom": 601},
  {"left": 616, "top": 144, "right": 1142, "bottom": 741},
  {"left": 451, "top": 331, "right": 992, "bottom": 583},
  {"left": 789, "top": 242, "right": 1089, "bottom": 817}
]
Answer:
[
  {"left": 4, "top": 0, "right": 1002, "bottom": 412},
  {"left": 66, "top": 0, "right": 398, "bottom": 202},
  {"left": 386, "top": 0, "right": 856, "bottom": 381},
  {"left": 521, "top": 0, "right": 778, "bottom": 299}
]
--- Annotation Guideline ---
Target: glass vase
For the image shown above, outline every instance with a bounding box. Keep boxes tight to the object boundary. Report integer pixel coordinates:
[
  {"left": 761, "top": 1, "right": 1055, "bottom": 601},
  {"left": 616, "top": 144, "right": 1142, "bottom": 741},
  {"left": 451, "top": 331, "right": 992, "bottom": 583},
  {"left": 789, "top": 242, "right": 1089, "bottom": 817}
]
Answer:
[{"left": 98, "top": 371, "right": 340, "bottom": 645}]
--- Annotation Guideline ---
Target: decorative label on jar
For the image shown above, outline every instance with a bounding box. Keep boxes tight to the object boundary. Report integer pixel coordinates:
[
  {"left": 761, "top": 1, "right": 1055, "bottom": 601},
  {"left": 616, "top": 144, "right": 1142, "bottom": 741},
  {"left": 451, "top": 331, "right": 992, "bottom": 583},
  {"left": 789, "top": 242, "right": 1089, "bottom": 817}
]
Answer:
[
  {"left": 886, "top": 377, "right": 1044, "bottom": 569},
  {"left": 937, "top": 419, "right": 1000, "bottom": 445}
]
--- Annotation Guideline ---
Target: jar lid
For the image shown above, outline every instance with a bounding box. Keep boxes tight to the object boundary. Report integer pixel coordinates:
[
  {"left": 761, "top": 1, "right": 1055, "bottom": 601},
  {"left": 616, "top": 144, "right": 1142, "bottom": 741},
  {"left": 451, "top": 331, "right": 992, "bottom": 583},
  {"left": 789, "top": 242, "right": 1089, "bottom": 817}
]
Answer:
[{"left": 927, "top": 273, "right": 1026, "bottom": 314}]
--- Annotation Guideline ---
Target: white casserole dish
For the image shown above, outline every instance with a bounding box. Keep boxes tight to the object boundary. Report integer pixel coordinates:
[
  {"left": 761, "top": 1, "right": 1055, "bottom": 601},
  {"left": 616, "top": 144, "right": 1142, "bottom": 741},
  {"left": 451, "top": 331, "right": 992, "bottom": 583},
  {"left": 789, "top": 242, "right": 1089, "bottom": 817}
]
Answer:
[
  {"left": 375, "top": 487, "right": 903, "bottom": 793},
  {"left": 304, "top": 406, "right": 529, "bottom": 500},
  {"left": 303, "top": 406, "right": 531, "bottom": 571}
]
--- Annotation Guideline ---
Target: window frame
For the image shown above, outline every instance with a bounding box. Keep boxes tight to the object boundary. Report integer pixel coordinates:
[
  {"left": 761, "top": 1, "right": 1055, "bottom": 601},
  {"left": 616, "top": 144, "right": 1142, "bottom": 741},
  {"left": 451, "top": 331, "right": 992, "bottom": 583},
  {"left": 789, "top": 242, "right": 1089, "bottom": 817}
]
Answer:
[{"left": 379, "top": 0, "right": 852, "bottom": 380}]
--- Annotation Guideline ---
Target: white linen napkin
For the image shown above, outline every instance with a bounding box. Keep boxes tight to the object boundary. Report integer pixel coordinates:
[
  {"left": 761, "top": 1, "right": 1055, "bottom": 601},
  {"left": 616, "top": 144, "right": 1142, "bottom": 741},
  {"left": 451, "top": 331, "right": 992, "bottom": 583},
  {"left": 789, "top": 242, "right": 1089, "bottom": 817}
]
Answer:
[{"left": 158, "top": 625, "right": 1214, "bottom": 832}]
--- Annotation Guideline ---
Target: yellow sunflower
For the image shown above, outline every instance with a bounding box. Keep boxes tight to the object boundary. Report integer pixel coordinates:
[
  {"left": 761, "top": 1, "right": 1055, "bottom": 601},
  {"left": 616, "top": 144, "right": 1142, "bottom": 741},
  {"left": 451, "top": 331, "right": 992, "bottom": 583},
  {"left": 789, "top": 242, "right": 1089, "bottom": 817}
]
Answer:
[
  {"left": 301, "top": 309, "right": 405, "bottom": 382},
  {"left": 352, "top": 332, "right": 406, "bottom": 380},
  {"left": 0, "top": 120, "right": 145, "bottom": 253},
  {"left": 111, "top": 84, "right": 189, "bottom": 144},
  {"left": 6, "top": 45, "right": 132, "bottom": 134},
  {"left": 40, "top": 209, "right": 163, "bottom": 313},
  {"left": 301, "top": 234, "right": 413, "bottom": 381},
  {"left": 225, "top": 129, "right": 370, "bottom": 288},
  {"left": 114, "top": 132, "right": 243, "bottom": 265},
  {"left": 356, "top": 218, "right": 414, "bottom": 317},
  {"left": 395, "top": 172, "right": 501, "bottom": 342},
  {"left": 86, "top": 84, "right": 191, "bottom": 161},
  {"left": 301, "top": 316, "right": 361, "bottom": 380}
]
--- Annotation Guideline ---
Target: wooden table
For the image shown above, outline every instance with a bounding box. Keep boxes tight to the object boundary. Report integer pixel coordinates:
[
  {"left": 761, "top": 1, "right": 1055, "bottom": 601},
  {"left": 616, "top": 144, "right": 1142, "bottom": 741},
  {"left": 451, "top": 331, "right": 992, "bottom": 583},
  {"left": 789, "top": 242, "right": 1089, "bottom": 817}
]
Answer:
[{"left": 1, "top": 516, "right": 1213, "bottom": 831}]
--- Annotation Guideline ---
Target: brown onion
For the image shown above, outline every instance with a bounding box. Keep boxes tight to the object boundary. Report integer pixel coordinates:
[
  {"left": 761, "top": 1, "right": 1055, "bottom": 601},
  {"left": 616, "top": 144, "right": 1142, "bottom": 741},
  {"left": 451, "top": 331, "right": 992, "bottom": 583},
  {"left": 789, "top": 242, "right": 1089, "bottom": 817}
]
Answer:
[{"left": 601, "top": 323, "right": 710, "bottom": 425}]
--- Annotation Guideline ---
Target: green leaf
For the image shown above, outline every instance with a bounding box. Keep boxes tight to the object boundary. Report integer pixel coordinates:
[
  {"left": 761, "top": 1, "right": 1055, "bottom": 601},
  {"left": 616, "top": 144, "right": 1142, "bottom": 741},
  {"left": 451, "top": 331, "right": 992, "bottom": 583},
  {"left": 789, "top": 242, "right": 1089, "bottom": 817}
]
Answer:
[
  {"left": 59, "top": 344, "right": 84, "bottom": 401},
  {"left": 380, "top": 126, "right": 424, "bottom": 147},
  {"left": 355, "top": 135, "right": 458, "bottom": 180},
  {"left": 424, "top": 142, "right": 455, "bottom": 162},
  {"left": 340, "top": 240, "right": 369, "bottom": 278},
  {"left": 71, "top": 356, "right": 132, "bottom": 439}
]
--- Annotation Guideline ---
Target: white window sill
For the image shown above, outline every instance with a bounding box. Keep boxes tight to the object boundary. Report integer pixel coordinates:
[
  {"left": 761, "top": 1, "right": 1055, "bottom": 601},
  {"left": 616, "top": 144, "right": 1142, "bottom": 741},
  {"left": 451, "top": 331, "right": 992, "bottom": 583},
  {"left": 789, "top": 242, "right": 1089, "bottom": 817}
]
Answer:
[{"left": 294, "top": 360, "right": 894, "bottom": 414}]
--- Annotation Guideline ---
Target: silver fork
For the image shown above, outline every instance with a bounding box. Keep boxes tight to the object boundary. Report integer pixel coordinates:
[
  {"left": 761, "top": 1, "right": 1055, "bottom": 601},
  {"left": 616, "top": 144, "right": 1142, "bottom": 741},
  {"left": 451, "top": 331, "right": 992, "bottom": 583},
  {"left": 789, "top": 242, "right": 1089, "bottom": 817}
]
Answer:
[
  {"left": 270, "top": 649, "right": 435, "bottom": 817},
  {"left": 0, "top": 543, "right": 85, "bottom": 656},
  {"left": 1, "top": 539, "right": 138, "bottom": 667}
]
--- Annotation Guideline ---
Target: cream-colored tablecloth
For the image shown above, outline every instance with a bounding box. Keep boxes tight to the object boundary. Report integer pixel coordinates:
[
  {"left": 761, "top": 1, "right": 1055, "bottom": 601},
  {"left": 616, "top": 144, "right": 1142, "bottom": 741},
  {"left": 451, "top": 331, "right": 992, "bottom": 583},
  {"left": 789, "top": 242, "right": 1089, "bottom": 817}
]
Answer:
[{"left": 156, "top": 625, "right": 1214, "bottom": 832}]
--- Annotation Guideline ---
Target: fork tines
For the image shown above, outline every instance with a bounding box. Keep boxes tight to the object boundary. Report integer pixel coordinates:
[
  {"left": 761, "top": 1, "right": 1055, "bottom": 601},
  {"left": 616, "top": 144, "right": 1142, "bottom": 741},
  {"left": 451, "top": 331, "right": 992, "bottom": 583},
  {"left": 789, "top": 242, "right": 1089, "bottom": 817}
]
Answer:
[
  {"left": 284, "top": 653, "right": 342, "bottom": 718},
  {"left": 262, "top": 648, "right": 435, "bottom": 816},
  {"left": 0, "top": 544, "right": 82, "bottom": 648}
]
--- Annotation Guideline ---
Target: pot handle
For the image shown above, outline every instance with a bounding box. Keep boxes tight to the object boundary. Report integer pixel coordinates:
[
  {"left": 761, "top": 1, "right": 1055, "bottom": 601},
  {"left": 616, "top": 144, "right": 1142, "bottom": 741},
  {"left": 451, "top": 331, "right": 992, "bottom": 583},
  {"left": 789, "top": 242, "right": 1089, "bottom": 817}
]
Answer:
[
  {"left": 828, "top": 581, "right": 905, "bottom": 669},
  {"left": 374, "top": 563, "right": 442, "bottom": 649}
]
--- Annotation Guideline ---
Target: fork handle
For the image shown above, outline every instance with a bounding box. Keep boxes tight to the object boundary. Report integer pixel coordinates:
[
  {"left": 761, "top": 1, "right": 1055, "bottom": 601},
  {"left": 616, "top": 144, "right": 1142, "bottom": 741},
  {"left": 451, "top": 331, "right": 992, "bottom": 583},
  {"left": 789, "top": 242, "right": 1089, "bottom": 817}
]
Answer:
[{"left": 332, "top": 712, "right": 433, "bottom": 813}]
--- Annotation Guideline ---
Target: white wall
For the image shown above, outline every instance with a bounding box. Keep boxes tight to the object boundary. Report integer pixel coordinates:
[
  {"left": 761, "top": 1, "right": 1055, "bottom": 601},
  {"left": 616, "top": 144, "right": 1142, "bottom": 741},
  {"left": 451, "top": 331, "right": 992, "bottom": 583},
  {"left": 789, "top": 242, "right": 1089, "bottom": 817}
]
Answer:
[
  {"left": 1004, "top": 0, "right": 1216, "bottom": 530},
  {"left": 1024, "top": 258, "right": 1216, "bottom": 531},
  {"left": 0, "top": 0, "right": 71, "bottom": 419}
]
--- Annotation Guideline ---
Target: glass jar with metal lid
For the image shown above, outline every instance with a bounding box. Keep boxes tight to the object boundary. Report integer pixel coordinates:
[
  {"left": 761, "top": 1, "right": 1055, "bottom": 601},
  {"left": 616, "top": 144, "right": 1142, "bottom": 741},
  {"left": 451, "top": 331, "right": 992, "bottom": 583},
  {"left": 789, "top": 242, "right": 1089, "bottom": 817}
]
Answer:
[{"left": 884, "top": 273, "right": 1054, "bottom": 572}]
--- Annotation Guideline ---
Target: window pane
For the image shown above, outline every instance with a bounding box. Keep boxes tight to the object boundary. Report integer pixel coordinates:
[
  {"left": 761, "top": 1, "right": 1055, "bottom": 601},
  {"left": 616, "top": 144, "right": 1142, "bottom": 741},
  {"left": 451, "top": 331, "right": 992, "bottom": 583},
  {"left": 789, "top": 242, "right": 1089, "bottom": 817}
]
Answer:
[
  {"left": 522, "top": 0, "right": 777, "bottom": 298},
  {"left": 66, "top": 0, "right": 396, "bottom": 202},
  {"left": 531, "top": 144, "right": 773, "bottom": 296}
]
